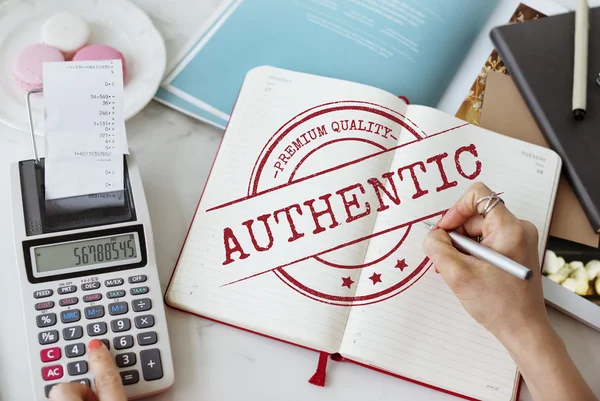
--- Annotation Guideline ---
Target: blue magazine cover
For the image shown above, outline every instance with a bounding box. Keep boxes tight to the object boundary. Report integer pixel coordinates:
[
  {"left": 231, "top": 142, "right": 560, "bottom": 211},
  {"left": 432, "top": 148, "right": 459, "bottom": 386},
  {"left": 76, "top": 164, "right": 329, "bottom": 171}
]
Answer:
[{"left": 155, "top": 0, "right": 497, "bottom": 128}]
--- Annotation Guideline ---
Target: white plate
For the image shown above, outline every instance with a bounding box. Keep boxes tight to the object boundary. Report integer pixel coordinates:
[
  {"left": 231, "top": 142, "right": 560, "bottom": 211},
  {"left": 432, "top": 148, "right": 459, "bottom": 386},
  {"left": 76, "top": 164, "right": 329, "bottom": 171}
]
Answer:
[{"left": 0, "top": 0, "right": 166, "bottom": 135}]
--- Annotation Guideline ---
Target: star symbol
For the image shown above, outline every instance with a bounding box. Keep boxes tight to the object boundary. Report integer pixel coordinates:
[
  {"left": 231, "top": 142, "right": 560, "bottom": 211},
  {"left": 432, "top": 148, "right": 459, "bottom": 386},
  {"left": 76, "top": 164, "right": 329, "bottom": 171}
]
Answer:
[
  {"left": 341, "top": 276, "right": 354, "bottom": 289},
  {"left": 395, "top": 258, "right": 408, "bottom": 271},
  {"left": 369, "top": 272, "right": 382, "bottom": 285}
]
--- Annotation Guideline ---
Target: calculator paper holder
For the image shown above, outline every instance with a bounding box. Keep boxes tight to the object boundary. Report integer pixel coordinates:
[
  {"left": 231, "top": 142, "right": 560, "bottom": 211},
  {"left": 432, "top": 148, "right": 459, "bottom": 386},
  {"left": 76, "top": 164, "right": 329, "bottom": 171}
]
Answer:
[{"left": 19, "top": 157, "right": 136, "bottom": 236}]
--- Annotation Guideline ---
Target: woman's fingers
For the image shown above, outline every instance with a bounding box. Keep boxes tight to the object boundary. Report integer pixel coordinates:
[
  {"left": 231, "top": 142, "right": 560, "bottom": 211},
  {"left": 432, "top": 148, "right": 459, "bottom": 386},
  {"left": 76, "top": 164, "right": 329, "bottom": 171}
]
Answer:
[
  {"left": 49, "top": 383, "right": 97, "bottom": 401},
  {"left": 423, "top": 229, "right": 478, "bottom": 287},
  {"left": 463, "top": 215, "right": 484, "bottom": 238},
  {"left": 437, "top": 182, "right": 512, "bottom": 230},
  {"left": 88, "top": 340, "right": 127, "bottom": 401}
]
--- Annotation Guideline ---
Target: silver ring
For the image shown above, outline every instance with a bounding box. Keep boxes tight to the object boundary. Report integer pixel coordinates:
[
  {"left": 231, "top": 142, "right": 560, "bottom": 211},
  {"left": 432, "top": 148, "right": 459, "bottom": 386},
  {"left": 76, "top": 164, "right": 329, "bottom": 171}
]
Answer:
[{"left": 474, "top": 192, "right": 504, "bottom": 218}]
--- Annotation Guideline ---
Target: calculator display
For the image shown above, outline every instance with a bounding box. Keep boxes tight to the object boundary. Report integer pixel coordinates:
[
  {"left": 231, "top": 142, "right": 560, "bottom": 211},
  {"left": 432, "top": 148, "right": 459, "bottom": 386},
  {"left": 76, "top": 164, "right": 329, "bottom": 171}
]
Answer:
[{"left": 34, "top": 233, "right": 139, "bottom": 273}]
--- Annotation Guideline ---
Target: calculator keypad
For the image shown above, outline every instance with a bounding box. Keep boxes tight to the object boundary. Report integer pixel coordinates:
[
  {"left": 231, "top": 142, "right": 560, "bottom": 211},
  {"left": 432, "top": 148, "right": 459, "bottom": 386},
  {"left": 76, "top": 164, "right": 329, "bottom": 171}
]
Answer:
[
  {"left": 39, "top": 330, "right": 59, "bottom": 345},
  {"left": 116, "top": 352, "right": 136, "bottom": 367},
  {"left": 111, "top": 318, "right": 131, "bottom": 333},
  {"left": 67, "top": 361, "right": 88, "bottom": 376},
  {"left": 57, "top": 285, "right": 77, "bottom": 295},
  {"left": 40, "top": 347, "right": 61, "bottom": 363},
  {"left": 60, "top": 309, "right": 81, "bottom": 324},
  {"left": 59, "top": 297, "right": 79, "bottom": 307},
  {"left": 114, "top": 335, "right": 134, "bottom": 350},
  {"left": 107, "top": 290, "right": 126, "bottom": 299},
  {"left": 84, "top": 305, "right": 105, "bottom": 319},
  {"left": 37, "top": 313, "right": 57, "bottom": 328},
  {"left": 132, "top": 298, "right": 151, "bottom": 312},
  {"left": 42, "top": 365, "right": 63, "bottom": 381},
  {"left": 65, "top": 343, "right": 86, "bottom": 358},
  {"left": 34, "top": 289, "right": 53, "bottom": 299},
  {"left": 134, "top": 315, "right": 154, "bottom": 329},
  {"left": 83, "top": 293, "right": 102, "bottom": 303},
  {"left": 32, "top": 275, "right": 168, "bottom": 397},
  {"left": 63, "top": 326, "right": 83, "bottom": 341},
  {"left": 87, "top": 322, "right": 107, "bottom": 337},
  {"left": 35, "top": 301, "right": 55, "bottom": 311},
  {"left": 120, "top": 370, "right": 139, "bottom": 385},
  {"left": 137, "top": 332, "right": 158, "bottom": 346},
  {"left": 105, "top": 278, "right": 124, "bottom": 287},
  {"left": 108, "top": 302, "right": 128, "bottom": 316},
  {"left": 81, "top": 282, "right": 101, "bottom": 291}
]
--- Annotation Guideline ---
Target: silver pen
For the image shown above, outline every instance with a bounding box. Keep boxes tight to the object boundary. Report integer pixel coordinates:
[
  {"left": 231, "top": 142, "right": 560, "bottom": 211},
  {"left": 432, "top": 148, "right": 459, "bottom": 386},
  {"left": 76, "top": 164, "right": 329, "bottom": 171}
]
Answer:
[{"left": 422, "top": 222, "right": 532, "bottom": 281}]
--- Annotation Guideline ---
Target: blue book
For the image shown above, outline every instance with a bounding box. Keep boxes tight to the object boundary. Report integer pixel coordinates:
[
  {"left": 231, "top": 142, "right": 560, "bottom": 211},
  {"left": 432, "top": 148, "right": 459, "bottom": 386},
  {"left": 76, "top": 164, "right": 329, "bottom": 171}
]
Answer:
[{"left": 155, "top": 0, "right": 497, "bottom": 129}]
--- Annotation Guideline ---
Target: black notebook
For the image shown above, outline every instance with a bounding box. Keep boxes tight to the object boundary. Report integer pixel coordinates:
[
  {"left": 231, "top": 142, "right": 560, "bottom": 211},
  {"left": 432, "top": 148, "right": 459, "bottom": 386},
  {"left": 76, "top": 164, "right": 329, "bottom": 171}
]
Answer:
[{"left": 491, "top": 8, "right": 600, "bottom": 232}]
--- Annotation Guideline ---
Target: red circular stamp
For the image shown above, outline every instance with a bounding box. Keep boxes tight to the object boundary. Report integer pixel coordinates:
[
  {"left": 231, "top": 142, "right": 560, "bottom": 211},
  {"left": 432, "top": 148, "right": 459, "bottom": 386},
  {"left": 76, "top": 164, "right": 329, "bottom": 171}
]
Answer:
[{"left": 246, "top": 101, "right": 435, "bottom": 306}]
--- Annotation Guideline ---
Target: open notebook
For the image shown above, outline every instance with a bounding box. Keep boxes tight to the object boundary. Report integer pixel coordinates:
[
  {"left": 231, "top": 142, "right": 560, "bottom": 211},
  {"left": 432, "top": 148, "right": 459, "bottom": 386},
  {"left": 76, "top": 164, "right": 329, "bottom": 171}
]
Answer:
[{"left": 165, "top": 66, "right": 562, "bottom": 401}]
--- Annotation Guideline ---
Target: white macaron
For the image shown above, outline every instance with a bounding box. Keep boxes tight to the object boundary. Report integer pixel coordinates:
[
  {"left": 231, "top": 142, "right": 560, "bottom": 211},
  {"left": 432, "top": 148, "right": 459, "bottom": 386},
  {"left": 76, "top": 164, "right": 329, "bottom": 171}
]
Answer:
[{"left": 42, "top": 12, "right": 91, "bottom": 59}]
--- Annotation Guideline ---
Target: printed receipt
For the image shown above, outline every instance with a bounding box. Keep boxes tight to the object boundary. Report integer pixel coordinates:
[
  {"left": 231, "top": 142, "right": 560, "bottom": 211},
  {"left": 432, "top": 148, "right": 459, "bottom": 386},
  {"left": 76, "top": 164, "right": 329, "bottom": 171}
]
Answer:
[{"left": 43, "top": 60, "right": 129, "bottom": 200}]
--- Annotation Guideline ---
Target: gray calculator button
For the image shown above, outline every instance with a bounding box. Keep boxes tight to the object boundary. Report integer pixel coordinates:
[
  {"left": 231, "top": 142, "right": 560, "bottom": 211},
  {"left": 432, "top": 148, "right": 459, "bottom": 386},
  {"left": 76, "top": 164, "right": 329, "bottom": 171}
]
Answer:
[
  {"left": 99, "top": 339, "right": 110, "bottom": 350},
  {"left": 137, "top": 331, "right": 157, "bottom": 346},
  {"left": 34, "top": 289, "right": 53, "bottom": 298},
  {"left": 67, "top": 361, "right": 88, "bottom": 376},
  {"left": 130, "top": 286, "right": 149, "bottom": 296},
  {"left": 113, "top": 335, "right": 134, "bottom": 350},
  {"left": 134, "top": 315, "right": 154, "bottom": 329},
  {"left": 84, "top": 305, "right": 104, "bottom": 319},
  {"left": 35, "top": 301, "right": 55, "bottom": 311},
  {"left": 106, "top": 290, "right": 126, "bottom": 299},
  {"left": 128, "top": 275, "right": 146, "bottom": 284},
  {"left": 81, "top": 282, "right": 100, "bottom": 291},
  {"left": 63, "top": 326, "right": 83, "bottom": 341},
  {"left": 39, "top": 330, "right": 59, "bottom": 345},
  {"left": 108, "top": 302, "right": 128, "bottom": 316},
  {"left": 59, "top": 297, "right": 79, "bottom": 307},
  {"left": 45, "top": 384, "right": 60, "bottom": 398},
  {"left": 65, "top": 343, "right": 86, "bottom": 358},
  {"left": 120, "top": 370, "right": 139, "bottom": 385},
  {"left": 105, "top": 278, "right": 124, "bottom": 287},
  {"left": 82, "top": 293, "right": 102, "bottom": 303},
  {"left": 58, "top": 285, "right": 77, "bottom": 295},
  {"left": 86, "top": 322, "right": 107, "bottom": 336},
  {"left": 110, "top": 318, "right": 131, "bottom": 332},
  {"left": 71, "top": 378, "right": 90, "bottom": 387},
  {"left": 37, "top": 313, "right": 57, "bottom": 328},
  {"left": 132, "top": 298, "right": 151, "bottom": 312},
  {"left": 140, "top": 349, "right": 163, "bottom": 381},
  {"left": 116, "top": 352, "right": 136, "bottom": 367},
  {"left": 60, "top": 309, "right": 81, "bottom": 323}
]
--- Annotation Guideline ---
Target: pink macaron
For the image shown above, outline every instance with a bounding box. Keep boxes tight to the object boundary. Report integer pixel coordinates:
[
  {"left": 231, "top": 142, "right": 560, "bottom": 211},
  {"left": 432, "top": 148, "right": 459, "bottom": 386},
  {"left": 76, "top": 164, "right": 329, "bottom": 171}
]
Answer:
[
  {"left": 73, "top": 44, "right": 127, "bottom": 80},
  {"left": 13, "top": 44, "right": 65, "bottom": 91}
]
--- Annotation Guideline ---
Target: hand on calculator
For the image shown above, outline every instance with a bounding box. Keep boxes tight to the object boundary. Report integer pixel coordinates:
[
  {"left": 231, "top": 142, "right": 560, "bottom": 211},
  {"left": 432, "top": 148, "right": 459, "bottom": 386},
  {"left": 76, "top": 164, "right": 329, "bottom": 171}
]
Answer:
[{"left": 49, "top": 339, "right": 126, "bottom": 401}]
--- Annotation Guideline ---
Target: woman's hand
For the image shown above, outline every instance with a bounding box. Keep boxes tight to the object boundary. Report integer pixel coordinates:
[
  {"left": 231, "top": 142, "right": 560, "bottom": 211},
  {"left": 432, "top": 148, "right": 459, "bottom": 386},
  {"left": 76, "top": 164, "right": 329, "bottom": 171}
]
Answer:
[
  {"left": 422, "top": 181, "right": 549, "bottom": 343},
  {"left": 423, "top": 182, "right": 597, "bottom": 401},
  {"left": 49, "top": 339, "right": 127, "bottom": 401}
]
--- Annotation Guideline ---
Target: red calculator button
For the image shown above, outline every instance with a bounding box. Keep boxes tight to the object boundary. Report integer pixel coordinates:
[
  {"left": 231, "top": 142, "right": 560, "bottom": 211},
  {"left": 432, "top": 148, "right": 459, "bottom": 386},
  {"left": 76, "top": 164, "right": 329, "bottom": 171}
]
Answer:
[
  {"left": 41, "top": 365, "right": 63, "bottom": 381},
  {"left": 40, "top": 347, "right": 61, "bottom": 362}
]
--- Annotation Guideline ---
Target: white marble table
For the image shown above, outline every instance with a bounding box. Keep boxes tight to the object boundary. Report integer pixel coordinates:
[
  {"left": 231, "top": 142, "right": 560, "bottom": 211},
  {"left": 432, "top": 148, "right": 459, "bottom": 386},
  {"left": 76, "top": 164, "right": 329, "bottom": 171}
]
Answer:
[{"left": 1, "top": 1, "right": 599, "bottom": 400}]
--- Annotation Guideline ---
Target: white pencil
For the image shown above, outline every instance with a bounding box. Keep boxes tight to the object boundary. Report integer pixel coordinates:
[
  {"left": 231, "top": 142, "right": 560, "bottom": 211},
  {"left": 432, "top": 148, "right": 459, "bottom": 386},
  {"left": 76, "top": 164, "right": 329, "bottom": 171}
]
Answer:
[{"left": 572, "top": 0, "right": 589, "bottom": 120}]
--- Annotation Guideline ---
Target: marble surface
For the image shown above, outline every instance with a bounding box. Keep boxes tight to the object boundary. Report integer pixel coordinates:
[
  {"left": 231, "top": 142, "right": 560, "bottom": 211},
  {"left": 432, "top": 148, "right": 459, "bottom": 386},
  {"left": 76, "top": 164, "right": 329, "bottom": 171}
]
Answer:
[{"left": 1, "top": 0, "right": 600, "bottom": 400}]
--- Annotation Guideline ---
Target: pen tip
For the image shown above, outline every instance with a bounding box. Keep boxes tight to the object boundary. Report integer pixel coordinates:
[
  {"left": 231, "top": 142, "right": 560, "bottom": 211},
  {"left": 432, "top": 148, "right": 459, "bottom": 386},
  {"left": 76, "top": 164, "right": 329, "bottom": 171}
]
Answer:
[{"left": 422, "top": 222, "right": 435, "bottom": 230}]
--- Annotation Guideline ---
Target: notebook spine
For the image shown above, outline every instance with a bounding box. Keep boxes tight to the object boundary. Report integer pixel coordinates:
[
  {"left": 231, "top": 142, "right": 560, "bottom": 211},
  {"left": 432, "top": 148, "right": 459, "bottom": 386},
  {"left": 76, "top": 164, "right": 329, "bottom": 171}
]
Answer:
[{"left": 490, "top": 28, "right": 600, "bottom": 233}]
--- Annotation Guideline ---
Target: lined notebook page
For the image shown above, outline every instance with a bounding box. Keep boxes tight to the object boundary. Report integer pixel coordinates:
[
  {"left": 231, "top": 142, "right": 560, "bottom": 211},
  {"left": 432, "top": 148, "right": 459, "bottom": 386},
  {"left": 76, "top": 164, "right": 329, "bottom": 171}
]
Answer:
[
  {"left": 339, "top": 106, "right": 561, "bottom": 401},
  {"left": 166, "top": 66, "right": 410, "bottom": 352}
]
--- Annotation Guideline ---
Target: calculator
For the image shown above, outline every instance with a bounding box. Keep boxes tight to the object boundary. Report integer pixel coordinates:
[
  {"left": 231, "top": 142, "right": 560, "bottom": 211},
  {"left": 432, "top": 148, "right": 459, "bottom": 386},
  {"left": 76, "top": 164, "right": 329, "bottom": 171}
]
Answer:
[{"left": 10, "top": 156, "right": 174, "bottom": 400}]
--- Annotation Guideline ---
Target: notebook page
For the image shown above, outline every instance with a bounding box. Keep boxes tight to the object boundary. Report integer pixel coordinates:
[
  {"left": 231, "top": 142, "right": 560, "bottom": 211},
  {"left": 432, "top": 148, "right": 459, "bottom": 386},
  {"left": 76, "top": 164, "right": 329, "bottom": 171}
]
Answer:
[
  {"left": 166, "top": 67, "right": 411, "bottom": 352},
  {"left": 339, "top": 106, "right": 561, "bottom": 401}
]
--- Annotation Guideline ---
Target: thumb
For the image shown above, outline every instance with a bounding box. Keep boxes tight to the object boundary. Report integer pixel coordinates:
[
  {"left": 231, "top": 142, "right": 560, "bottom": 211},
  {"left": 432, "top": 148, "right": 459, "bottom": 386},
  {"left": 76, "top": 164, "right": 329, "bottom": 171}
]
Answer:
[{"left": 422, "top": 229, "right": 473, "bottom": 281}]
